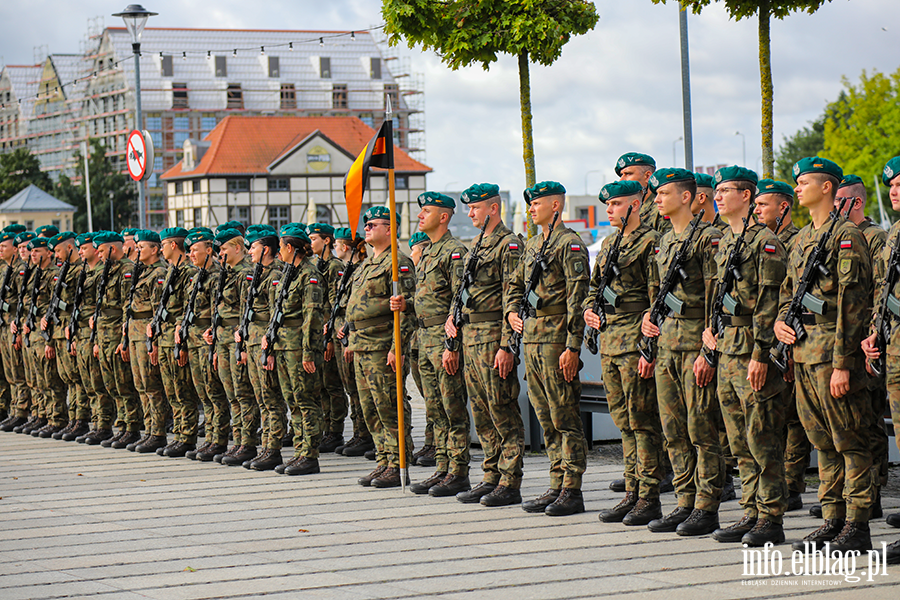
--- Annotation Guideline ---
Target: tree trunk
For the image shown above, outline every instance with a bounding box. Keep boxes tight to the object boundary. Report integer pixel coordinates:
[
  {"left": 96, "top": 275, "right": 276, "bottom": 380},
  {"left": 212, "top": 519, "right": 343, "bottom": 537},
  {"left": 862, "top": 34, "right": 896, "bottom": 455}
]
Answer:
[
  {"left": 758, "top": 0, "right": 774, "bottom": 178},
  {"left": 518, "top": 50, "right": 538, "bottom": 238}
]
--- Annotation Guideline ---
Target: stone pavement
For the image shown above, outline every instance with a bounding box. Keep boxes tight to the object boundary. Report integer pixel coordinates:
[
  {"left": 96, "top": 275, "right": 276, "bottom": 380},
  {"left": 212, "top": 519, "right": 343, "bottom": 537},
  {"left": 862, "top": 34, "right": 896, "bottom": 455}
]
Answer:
[{"left": 2, "top": 400, "right": 900, "bottom": 600}]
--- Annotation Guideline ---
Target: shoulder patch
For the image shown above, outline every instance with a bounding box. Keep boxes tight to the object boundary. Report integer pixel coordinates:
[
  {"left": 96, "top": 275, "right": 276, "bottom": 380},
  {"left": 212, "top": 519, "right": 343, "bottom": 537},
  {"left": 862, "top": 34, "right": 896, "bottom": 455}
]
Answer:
[
  {"left": 509, "top": 242, "right": 519, "bottom": 250},
  {"left": 157, "top": 278, "right": 165, "bottom": 285},
  {"left": 570, "top": 244, "right": 582, "bottom": 252},
  {"left": 310, "top": 277, "right": 318, "bottom": 285},
  {"left": 337, "top": 270, "right": 344, "bottom": 277},
  {"left": 654, "top": 246, "right": 660, "bottom": 254},
  {"left": 840, "top": 240, "right": 852, "bottom": 250},
  {"left": 839, "top": 258, "right": 852, "bottom": 274},
  {"left": 400, "top": 265, "right": 410, "bottom": 274},
  {"left": 124, "top": 272, "right": 132, "bottom": 279},
  {"left": 450, "top": 252, "right": 462, "bottom": 260},
  {"left": 246, "top": 275, "right": 254, "bottom": 281},
  {"left": 763, "top": 243, "right": 777, "bottom": 254},
  {"left": 711, "top": 239, "right": 720, "bottom": 247},
  {"left": 272, "top": 280, "right": 280, "bottom": 286}
]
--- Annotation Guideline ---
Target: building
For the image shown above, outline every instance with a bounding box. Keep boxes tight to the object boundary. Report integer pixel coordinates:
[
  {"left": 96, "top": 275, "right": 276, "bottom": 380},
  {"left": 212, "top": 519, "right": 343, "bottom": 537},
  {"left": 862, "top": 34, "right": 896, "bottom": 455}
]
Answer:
[
  {"left": 161, "top": 115, "right": 430, "bottom": 236},
  {"left": 0, "top": 24, "right": 424, "bottom": 229},
  {"left": 0, "top": 184, "right": 75, "bottom": 231}
]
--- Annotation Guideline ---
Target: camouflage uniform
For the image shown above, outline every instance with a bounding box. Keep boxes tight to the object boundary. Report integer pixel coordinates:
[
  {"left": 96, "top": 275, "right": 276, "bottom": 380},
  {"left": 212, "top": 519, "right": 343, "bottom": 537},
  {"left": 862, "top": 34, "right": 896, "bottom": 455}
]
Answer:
[
  {"left": 50, "top": 258, "right": 88, "bottom": 424},
  {"left": 510, "top": 226, "right": 590, "bottom": 490},
  {"left": 346, "top": 250, "right": 416, "bottom": 469},
  {"left": 76, "top": 261, "right": 112, "bottom": 430},
  {"left": 29, "top": 263, "right": 68, "bottom": 427},
  {"left": 409, "top": 329, "right": 430, "bottom": 443},
  {"left": 318, "top": 256, "right": 348, "bottom": 438},
  {"left": 585, "top": 224, "right": 663, "bottom": 499},
  {"left": 641, "top": 191, "right": 672, "bottom": 235},
  {"left": 651, "top": 221, "right": 724, "bottom": 512},
  {"left": 713, "top": 223, "right": 788, "bottom": 523},
  {"left": 271, "top": 257, "right": 325, "bottom": 459},
  {"left": 415, "top": 231, "right": 470, "bottom": 476},
  {"left": 458, "top": 222, "right": 525, "bottom": 489},
  {"left": 1, "top": 258, "right": 31, "bottom": 418},
  {"left": 879, "top": 222, "right": 900, "bottom": 474},
  {"left": 778, "top": 218, "right": 874, "bottom": 522},
  {"left": 329, "top": 261, "right": 366, "bottom": 441},
  {"left": 129, "top": 259, "right": 168, "bottom": 436}
]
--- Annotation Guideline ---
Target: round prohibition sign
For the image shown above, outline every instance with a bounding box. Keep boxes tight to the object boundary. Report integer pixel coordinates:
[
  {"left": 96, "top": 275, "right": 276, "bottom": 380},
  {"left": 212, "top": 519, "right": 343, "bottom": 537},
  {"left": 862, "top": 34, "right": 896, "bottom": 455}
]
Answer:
[{"left": 126, "top": 130, "right": 154, "bottom": 182}]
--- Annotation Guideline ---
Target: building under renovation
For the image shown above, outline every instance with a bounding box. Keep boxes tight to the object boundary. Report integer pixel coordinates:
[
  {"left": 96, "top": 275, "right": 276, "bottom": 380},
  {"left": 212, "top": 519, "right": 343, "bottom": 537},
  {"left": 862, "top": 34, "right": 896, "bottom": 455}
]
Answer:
[{"left": 0, "top": 22, "right": 424, "bottom": 229}]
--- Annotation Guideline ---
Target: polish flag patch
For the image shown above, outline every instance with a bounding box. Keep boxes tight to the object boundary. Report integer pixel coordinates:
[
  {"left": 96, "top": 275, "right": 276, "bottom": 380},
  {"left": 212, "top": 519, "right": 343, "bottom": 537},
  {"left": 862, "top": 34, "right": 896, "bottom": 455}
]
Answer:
[
  {"left": 272, "top": 280, "right": 280, "bottom": 286},
  {"left": 310, "top": 277, "right": 319, "bottom": 285},
  {"left": 571, "top": 244, "right": 582, "bottom": 252},
  {"left": 53, "top": 276, "right": 59, "bottom": 282},
  {"left": 18, "top": 270, "right": 25, "bottom": 276},
  {"left": 764, "top": 243, "right": 777, "bottom": 254},
  {"left": 509, "top": 243, "right": 519, "bottom": 250},
  {"left": 246, "top": 275, "right": 254, "bottom": 281},
  {"left": 124, "top": 272, "right": 132, "bottom": 279},
  {"left": 654, "top": 247, "right": 660, "bottom": 254},
  {"left": 711, "top": 239, "right": 720, "bottom": 247},
  {"left": 400, "top": 265, "right": 410, "bottom": 273},
  {"left": 450, "top": 252, "right": 462, "bottom": 260},
  {"left": 157, "top": 278, "right": 165, "bottom": 285},
  {"left": 840, "top": 240, "right": 852, "bottom": 249},
  {"left": 338, "top": 271, "right": 344, "bottom": 277}
]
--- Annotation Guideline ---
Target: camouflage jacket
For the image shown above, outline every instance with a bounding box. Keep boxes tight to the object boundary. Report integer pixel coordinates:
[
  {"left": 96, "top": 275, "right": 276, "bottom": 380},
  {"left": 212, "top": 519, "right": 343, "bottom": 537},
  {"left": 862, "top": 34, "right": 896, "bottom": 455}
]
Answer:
[
  {"left": 651, "top": 220, "right": 723, "bottom": 352},
  {"left": 415, "top": 231, "right": 465, "bottom": 348},
  {"left": 218, "top": 256, "right": 252, "bottom": 324},
  {"left": 129, "top": 259, "right": 167, "bottom": 343},
  {"left": 0, "top": 257, "right": 28, "bottom": 324},
  {"left": 331, "top": 258, "right": 358, "bottom": 334},
  {"left": 859, "top": 218, "right": 887, "bottom": 289},
  {"left": 641, "top": 191, "right": 672, "bottom": 235},
  {"left": 713, "top": 223, "right": 786, "bottom": 360},
  {"left": 151, "top": 258, "right": 197, "bottom": 348},
  {"left": 185, "top": 260, "right": 220, "bottom": 349},
  {"left": 509, "top": 225, "right": 590, "bottom": 348},
  {"left": 778, "top": 217, "right": 872, "bottom": 367},
  {"left": 872, "top": 220, "right": 900, "bottom": 356},
  {"left": 712, "top": 213, "right": 728, "bottom": 233},
  {"left": 239, "top": 259, "right": 283, "bottom": 347},
  {"left": 584, "top": 224, "right": 660, "bottom": 357},
  {"left": 49, "top": 257, "right": 83, "bottom": 341},
  {"left": 778, "top": 222, "right": 800, "bottom": 250},
  {"left": 318, "top": 255, "right": 343, "bottom": 314},
  {"left": 455, "top": 222, "right": 522, "bottom": 347},
  {"left": 267, "top": 256, "right": 324, "bottom": 360},
  {"left": 96, "top": 258, "right": 136, "bottom": 342},
  {"left": 74, "top": 261, "right": 103, "bottom": 338},
  {"left": 27, "top": 261, "right": 58, "bottom": 341},
  {"left": 346, "top": 249, "right": 416, "bottom": 353}
]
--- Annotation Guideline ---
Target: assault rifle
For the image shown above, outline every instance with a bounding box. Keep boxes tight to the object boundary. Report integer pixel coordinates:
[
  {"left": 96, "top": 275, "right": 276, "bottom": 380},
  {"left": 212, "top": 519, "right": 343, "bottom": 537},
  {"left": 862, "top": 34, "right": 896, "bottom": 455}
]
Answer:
[
  {"left": 509, "top": 211, "right": 560, "bottom": 362},
  {"left": 774, "top": 201, "right": 791, "bottom": 236},
  {"left": 146, "top": 255, "right": 183, "bottom": 353},
  {"left": 13, "top": 264, "right": 34, "bottom": 337},
  {"left": 41, "top": 249, "right": 74, "bottom": 342},
  {"left": 175, "top": 255, "right": 210, "bottom": 359},
  {"left": 121, "top": 260, "right": 146, "bottom": 351},
  {"left": 261, "top": 253, "right": 301, "bottom": 364},
  {"left": 235, "top": 260, "right": 265, "bottom": 361},
  {"left": 585, "top": 206, "right": 633, "bottom": 354},
  {"left": 324, "top": 249, "right": 358, "bottom": 350},
  {"left": 208, "top": 264, "right": 228, "bottom": 365},
  {"left": 769, "top": 196, "right": 850, "bottom": 373},
  {"left": 66, "top": 261, "right": 89, "bottom": 354},
  {"left": 445, "top": 218, "right": 490, "bottom": 352},
  {"left": 24, "top": 267, "right": 44, "bottom": 349},
  {"left": 638, "top": 210, "right": 706, "bottom": 363},
  {"left": 870, "top": 234, "right": 900, "bottom": 377},
  {"left": 0, "top": 262, "right": 15, "bottom": 314},
  {"left": 89, "top": 255, "right": 114, "bottom": 347},
  {"left": 703, "top": 202, "right": 756, "bottom": 367}
]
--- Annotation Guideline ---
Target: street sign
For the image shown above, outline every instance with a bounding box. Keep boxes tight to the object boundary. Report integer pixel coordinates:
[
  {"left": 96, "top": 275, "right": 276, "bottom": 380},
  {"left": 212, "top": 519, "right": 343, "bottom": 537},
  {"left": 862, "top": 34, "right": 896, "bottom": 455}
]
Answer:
[{"left": 126, "top": 129, "right": 154, "bottom": 182}]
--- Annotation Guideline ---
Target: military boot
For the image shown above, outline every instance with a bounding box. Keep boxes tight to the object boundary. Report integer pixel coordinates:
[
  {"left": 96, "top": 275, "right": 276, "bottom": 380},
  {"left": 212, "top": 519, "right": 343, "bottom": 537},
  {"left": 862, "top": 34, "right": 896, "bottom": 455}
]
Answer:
[
  {"left": 480, "top": 485, "right": 521, "bottom": 507},
  {"left": 52, "top": 421, "right": 76, "bottom": 440},
  {"left": 84, "top": 428, "right": 113, "bottom": 445},
  {"left": 21, "top": 417, "right": 46, "bottom": 434},
  {"left": 1, "top": 415, "right": 27, "bottom": 432},
  {"left": 371, "top": 467, "right": 408, "bottom": 488},
  {"left": 358, "top": 465, "right": 388, "bottom": 487},
  {"left": 887, "top": 513, "right": 900, "bottom": 528},
  {"left": 622, "top": 498, "right": 663, "bottom": 526},
  {"left": 828, "top": 520, "right": 872, "bottom": 553},
  {"left": 186, "top": 442, "right": 209, "bottom": 460},
  {"left": 198, "top": 444, "right": 227, "bottom": 462},
  {"left": 429, "top": 474, "right": 471, "bottom": 497},
  {"left": 244, "top": 448, "right": 269, "bottom": 469},
  {"left": 791, "top": 519, "right": 845, "bottom": 552},
  {"left": 712, "top": 514, "right": 757, "bottom": 543},
  {"left": 75, "top": 426, "right": 95, "bottom": 443},
  {"left": 410, "top": 471, "right": 447, "bottom": 495},
  {"left": 457, "top": 481, "right": 496, "bottom": 504},
  {"left": 101, "top": 430, "right": 125, "bottom": 448},
  {"left": 416, "top": 446, "right": 437, "bottom": 467},
  {"left": 648, "top": 506, "right": 693, "bottom": 533},
  {"left": 63, "top": 420, "right": 90, "bottom": 442},
  {"left": 598, "top": 492, "right": 638, "bottom": 523},
  {"left": 872, "top": 489, "right": 883, "bottom": 520},
  {"left": 676, "top": 509, "right": 719, "bottom": 536},
  {"left": 250, "top": 449, "right": 281, "bottom": 471},
  {"left": 335, "top": 434, "right": 357, "bottom": 455},
  {"left": 364, "top": 449, "right": 376, "bottom": 461},
  {"left": 545, "top": 488, "right": 584, "bottom": 516},
  {"left": 786, "top": 491, "right": 803, "bottom": 512},
  {"left": 12, "top": 415, "right": 36, "bottom": 433},
  {"left": 165, "top": 441, "right": 195, "bottom": 458},
  {"left": 319, "top": 433, "right": 343, "bottom": 453},
  {"left": 741, "top": 519, "right": 785, "bottom": 547},
  {"left": 284, "top": 457, "right": 320, "bottom": 476},
  {"left": 608, "top": 478, "right": 626, "bottom": 493},
  {"left": 720, "top": 474, "right": 736, "bottom": 502},
  {"left": 127, "top": 434, "right": 150, "bottom": 452},
  {"left": 885, "top": 539, "right": 900, "bottom": 565},
  {"left": 112, "top": 431, "right": 141, "bottom": 449},
  {"left": 136, "top": 435, "right": 167, "bottom": 453},
  {"left": 343, "top": 436, "right": 374, "bottom": 456},
  {"left": 523, "top": 489, "right": 561, "bottom": 514},
  {"left": 38, "top": 424, "right": 64, "bottom": 438},
  {"left": 809, "top": 504, "right": 823, "bottom": 518},
  {"left": 659, "top": 471, "right": 675, "bottom": 493},
  {"left": 223, "top": 445, "right": 257, "bottom": 466},
  {"left": 213, "top": 445, "right": 234, "bottom": 463}
]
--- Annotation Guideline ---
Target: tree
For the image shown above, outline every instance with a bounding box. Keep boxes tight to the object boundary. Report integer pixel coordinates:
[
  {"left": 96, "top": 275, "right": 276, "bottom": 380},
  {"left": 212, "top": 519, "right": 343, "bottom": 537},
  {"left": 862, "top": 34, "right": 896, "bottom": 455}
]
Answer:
[
  {"left": 0, "top": 147, "right": 53, "bottom": 202},
  {"left": 653, "top": 0, "right": 831, "bottom": 178},
  {"left": 772, "top": 115, "right": 825, "bottom": 228},
  {"left": 382, "top": 0, "right": 599, "bottom": 236}
]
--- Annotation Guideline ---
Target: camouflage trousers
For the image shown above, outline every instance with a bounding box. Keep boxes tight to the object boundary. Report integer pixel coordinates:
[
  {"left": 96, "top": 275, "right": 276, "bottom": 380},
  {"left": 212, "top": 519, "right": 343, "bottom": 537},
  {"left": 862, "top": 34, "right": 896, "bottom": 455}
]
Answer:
[
  {"left": 524, "top": 342, "right": 586, "bottom": 490},
  {"left": 418, "top": 341, "right": 470, "bottom": 476},
  {"left": 462, "top": 335, "right": 524, "bottom": 489},
  {"left": 717, "top": 353, "right": 788, "bottom": 523},
  {"left": 189, "top": 343, "right": 230, "bottom": 446},
  {"left": 601, "top": 352, "right": 663, "bottom": 500},
  {"left": 0, "top": 324, "right": 30, "bottom": 417},
  {"left": 865, "top": 374, "right": 890, "bottom": 489},
  {"left": 0, "top": 326, "right": 11, "bottom": 416},
  {"left": 97, "top": 328, "right": 141, "bottom": 432},
  {"left": 334, "top": 340, "right": 367, "bottom": 439},
  {"left": 56, "top": 336, "right": 88, "bottom": 422},
  {"left": 888, "top": 355, "right": 900, "bottom": 458},
  {"left": 410, "top": 345, "right": 433, "bottom": 446},
  {"left": 20, "top": 333, "right": 37, "bottom": 417},
  {"left": 129, "top": 332, "right": 167, "bottom": 436},
  {"left": 782, "top": 382, "right": 811, "bottom": 494},
  {"left": 354, "top": 348, "right": 412, "bottom": 469},
  {"left": 25, "top": 335, "right": 46, "bottom": 418},
  {"left": 216, "top": 334, "right": 259, "bottom": 447},
  {"left": 713, "top": 377, "right": 737, "bottom": 472},
  {"left": 320, "top": 352, "right": 347, "bottom": 435},
  {"left": 31, "top": 336, "right": 68, "bottom": 427},
  {"left": 159, "top": 345, "right": 199, "bottom": 443},
  {"left": 795, "top": 359, "right": 874, "bottom": 522},
  {"left": 246, "top": 343, "right": 286, "bottom": 450},
  {"left": 275, "top": 350, "right": 324, "bottom": 459},
  {"left": 78, "top": 333, "right": 112, "bottom": 429},
  {"left": 656, "top": 345, "right": 724, "bottom": 512}
]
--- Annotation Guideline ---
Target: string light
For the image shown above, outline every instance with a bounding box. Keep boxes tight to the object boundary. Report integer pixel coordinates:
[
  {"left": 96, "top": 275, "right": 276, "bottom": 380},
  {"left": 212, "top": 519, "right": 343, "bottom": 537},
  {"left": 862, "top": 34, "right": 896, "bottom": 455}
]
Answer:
[
  {"left": 182, "top": 51, "right": 187, "bottom": 61},
  {"left": 319, "top": 37, "right": 324, "bottom": 47},
  {"left": 260, "top": 46, "right": 265, "bottom": 56},
  {"left": 289, "top": 42, "right": 293, "bottom": 51},
  {"left": 207, "top": 50, "right": 211, "bottom": 60},
  {"left": 350, "top": 32, "right": 356, "bottom": 41},
  {"left": 233, "top": 48, "right": 237, "bottom": 57}
]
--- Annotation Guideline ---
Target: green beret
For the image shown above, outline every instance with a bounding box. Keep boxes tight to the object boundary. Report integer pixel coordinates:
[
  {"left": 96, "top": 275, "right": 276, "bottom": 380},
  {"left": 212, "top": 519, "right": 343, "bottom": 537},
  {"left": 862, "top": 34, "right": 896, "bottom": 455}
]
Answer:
[
  {"left": 188, "top": 227, "right": 214, "bottom": 239},
  {"left": 120, "top": 228, "right": 138, "bottom": 237},
  {"left": 0, "top": 232, "right": 17, "bottom": 243},
  {"left": 599, "top": 180, "right": 643, "bottom": 203},
  {"left": 408, "top": 231, "right": 430, "bottom": 248},
  {"left": 214, "top": 228, "right": 242, "bottom": 246},
  {"left": 15, "top": 232, "right": 35, "bottom": 246},
  {"left": 308, "top": 222, "right": 335, "bottom": 237},
  {"left": 186, "top": 230, "right": 214, "bottom": 248},
  {"left": 27, "top": 237, "right": 48, "bottom": 250},
  {"left": 47, "top": 231, "right": 76, "bottom": 250},
  {"left": 839, "top": 174, "right": 864, "bottom": 189},
  {"left": 756, "top": 179, "right": 795, "bottom": 198},
  {"left": 248, "top": 224, "right": 278, "bottom": 234},
  {"left": 245, "top": 227, "right": 279, "bottom": 246},
  {"left": 3, "top": 224, "right": 26, "bottom": 234},
  {"left": 792, "top": 156, "right": 842, "bottom": 183},
  {"left": 648, "top": 168, "right": 695, "bottom": 193},
  {"left": 615, "top": 152, "right": 656, "bottom": 177},
  {"left": 35, "top": 224, "right": 60, "bottom": 238},
  {"left": 334, "top": 227, "right": 352, "bottom": 241},
  {"left": 363, "top": 206, "right": 400, "bottom": 229},
  {"left": 218, "top": 220, "right": 245, "bottom": 234},
  {"left": 883, "top": 157, "right": 900, "bottom": 186},
  {"left": 460, "top": 183, "right": 500, "bottom": 205},
  {"left": 523, "top": 181, "right": 566, "bottom": 204},
  {"left": 160, "top": 227, "right": 189, "bottom": 241},
  {"left": 76, "top": 233, "right": 95, "bottom": 247},
  {"left": 715, "top": 166, "right": 758, "bottom": 187},
  {"left": 92, "top": 230, "right": 124, "bottom": 248},
  {"left": 280, "top": 224, "right": 311, "bottom": 244},
  {"left": 417, "top": 192, "right": 456, "bottom": 210},
  {"left": 134, "top": 229, "right": 161, "bottom": 244},
  {"left": 693, "top": 173, "right": 715, "bottom": 189}
]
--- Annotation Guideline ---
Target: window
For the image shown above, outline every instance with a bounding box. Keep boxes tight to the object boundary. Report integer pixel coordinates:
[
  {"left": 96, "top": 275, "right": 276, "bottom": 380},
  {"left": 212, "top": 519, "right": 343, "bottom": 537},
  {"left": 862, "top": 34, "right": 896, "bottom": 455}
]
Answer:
[
  {"left": 215, "top": 55, "right": 227, "bottom": 77},
  {"left": 174, "top": 116, "right": 189, "bottom": 130},
  {"left": 316, "top": 205, "right": 332, "bottom": 225},
  {"left": 192, "top": 180, "right": 200, "bottom": 193},
  {"left": 174, "top": 131, "right": 189, "bottom": 148},
  {"left": 320, "top": 57, "right": 331, "bottom": 78},
  {"left": 268, "top": 178, "right": 289, "bottom": 191},
  {"left": 395, "top": 175, "right": 408, "bottom": 190},
  {"left": 200, "top": 115, "right": 216, "bottom": 136},
  {"left": 332, "top": 84, "right": 348, "bottom": 109},
  {"left": 268, "top": 56, "right": 279, "bottom": 78},
  {"left": 370, "top": 57, "right": 381, "bottom": 80},
  {"left": 175, "top": 181, "right": 183, "bottom": 195},
  {"left": 25, "top": 220, "right": 34, "bottom": 230},
  {"left": 161, "top": 55, "right": 173, "bottom": 77},
  {"left": 268, "top": 206, "right": 290, "bottom": 230},
  {"left": 193, "top": 208, "right": 202, "bottom": 227},
  {"left": 577, "top": 208, "right": 590, "bottom": 224},
  {"left": 150, "top": 213, "right": 167, "bottom": 229},
  {"left": 384, "top": 83, "right": 399, "bottom": 110},
  {"left": 227, "top": 206, "right": 250, "bottom": 228},
  {"left": 149, "top": 195, "right": 165, "bottom": 210},
  {"left": 280, "top": 84, "right": 296, "bottom": 110},
  {"left": 173, "top": 82, "right": 188, "bottom": 109},
  {"left": 175, "top": 210, "right": 185, "bottom": 227},
  {"left": 227, "top": 179, "right": 250, "bottom": 193},
  {"left": 51, "top": 219, "right": 61, "bottom": 229},
  {"left": 227, "top": 84, "right": 243, "bottom": 109}
]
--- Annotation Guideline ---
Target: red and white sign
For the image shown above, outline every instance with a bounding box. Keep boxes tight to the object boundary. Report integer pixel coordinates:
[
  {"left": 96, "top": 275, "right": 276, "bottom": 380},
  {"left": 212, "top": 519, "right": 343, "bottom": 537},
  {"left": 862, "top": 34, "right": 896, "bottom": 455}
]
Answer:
[{"left": 126, "top": 130, "right": 154, "bottom": 182}]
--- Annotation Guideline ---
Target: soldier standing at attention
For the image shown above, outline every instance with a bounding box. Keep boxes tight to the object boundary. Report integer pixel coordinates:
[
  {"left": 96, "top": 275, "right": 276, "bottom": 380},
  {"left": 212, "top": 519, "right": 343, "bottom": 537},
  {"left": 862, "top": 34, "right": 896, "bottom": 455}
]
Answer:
[
  {"left": 641, "top": 168, "right": 725, "bottom": 536},
  {"left": 699, "top": 167, "right": 789, "bottom": 546},
  {"left": 775, "top": 157, "right": 874, "bottom": 553},
  {"left": 121, "top": 229, "right": 138, "bottom": 262},
  {"left": 616, "top": 152, "right": 670, "bottom": 235},
  {"left": 693, "top": 173, "right": 727, "bottom": 231},
  {"left": 10, "top": 231, "right": 39, "bottom": 434},
  {"left": 0, "top": 228, "right": 31, "bottom": 431},
  {"left": 586, "top": 181, "right": 664, "bottom": 525},
  {"left": 445, "top": 183, "right": 525, "bottom": 507},
  {"left": 409, "top": 193, "right": 471, "bottom": 497},
  {"left": 507, "top": 182, "right": 589, "bottom": 516},
  {"left": 406, "top": 232, "right": 434, "bottom": 465}
]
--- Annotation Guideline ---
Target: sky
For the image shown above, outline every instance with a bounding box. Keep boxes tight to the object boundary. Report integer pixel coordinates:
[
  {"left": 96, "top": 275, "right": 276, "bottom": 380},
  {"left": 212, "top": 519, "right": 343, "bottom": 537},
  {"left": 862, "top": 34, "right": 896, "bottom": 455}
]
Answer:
[{"left": 2, "top": 0, "right": 899, "bottom": 197}]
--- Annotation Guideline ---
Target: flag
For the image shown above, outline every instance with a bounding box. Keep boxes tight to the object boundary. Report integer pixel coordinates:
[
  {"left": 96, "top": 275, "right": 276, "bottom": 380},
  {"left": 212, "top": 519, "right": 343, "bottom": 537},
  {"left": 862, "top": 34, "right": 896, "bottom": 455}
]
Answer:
[{"left": 343, "top": 120, "right": 394, "bottom": 238}]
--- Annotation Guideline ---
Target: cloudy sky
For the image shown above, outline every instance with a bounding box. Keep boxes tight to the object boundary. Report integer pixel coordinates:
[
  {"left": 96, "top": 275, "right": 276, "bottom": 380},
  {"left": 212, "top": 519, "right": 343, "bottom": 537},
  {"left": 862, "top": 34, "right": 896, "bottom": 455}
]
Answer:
[{"left": 2, "top": 0, "right": 899, "bottom": 196}]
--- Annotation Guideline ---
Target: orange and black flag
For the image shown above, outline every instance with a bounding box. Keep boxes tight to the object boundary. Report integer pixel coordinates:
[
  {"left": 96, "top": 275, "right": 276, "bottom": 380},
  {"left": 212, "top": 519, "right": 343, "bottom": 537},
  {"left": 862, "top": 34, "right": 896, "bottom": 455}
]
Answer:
[{"left": 343, "top": 120, "right": 394, "bottom": 237}]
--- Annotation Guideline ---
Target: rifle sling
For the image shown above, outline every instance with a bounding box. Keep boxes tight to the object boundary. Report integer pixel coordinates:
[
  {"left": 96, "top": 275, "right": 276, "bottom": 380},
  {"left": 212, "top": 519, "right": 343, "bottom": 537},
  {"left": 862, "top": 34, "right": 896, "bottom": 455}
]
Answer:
[{"left": 602, "top": 301, "right": 649, "bottom": 315}]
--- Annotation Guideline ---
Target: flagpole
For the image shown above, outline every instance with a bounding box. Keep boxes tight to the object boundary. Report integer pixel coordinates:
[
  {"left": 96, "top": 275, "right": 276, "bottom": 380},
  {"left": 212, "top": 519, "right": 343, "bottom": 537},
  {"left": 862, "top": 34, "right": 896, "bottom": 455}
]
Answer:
[{"left": 384, "top": 98, "right": 407, "bottom": 492}]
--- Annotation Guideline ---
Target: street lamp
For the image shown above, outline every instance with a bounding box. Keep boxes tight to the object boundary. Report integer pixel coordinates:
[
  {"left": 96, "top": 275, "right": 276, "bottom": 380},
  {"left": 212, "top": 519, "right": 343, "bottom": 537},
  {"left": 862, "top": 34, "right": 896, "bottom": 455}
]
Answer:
[
  {"left": 113, "top": 4, "right": 157, "bottom": 230},
  {"left": 735, "top": 131, "right": 746, "bottom": 167},
  {"left": 673, "top": 136, "right": 683, "bottom": 167}
]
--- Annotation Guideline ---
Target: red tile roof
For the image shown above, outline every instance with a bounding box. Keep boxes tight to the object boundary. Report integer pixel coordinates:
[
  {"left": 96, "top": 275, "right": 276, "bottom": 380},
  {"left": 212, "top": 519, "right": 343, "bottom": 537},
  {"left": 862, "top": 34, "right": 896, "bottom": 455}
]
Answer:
[{"left": 162, "top": 115, "right": 431, "bottom": 180}]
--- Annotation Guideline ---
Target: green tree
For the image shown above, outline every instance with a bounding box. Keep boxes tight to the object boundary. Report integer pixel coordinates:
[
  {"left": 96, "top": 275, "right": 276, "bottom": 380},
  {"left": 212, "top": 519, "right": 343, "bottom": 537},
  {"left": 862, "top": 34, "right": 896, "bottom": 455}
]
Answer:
[
  {"left": 653, "top": 0, "right": 831, "bottom": 178},
  {"left": 772, "top": 115, "right": 826, "bottom": 228},
  {"left": 0, "top": 147, "right": 54, "bottom": 202},
  {"left": 54, "top": 139, "right": 137, "bottom": 232},
  {"left": 382, "top": 0, "right": 599, "bottom": 236}
]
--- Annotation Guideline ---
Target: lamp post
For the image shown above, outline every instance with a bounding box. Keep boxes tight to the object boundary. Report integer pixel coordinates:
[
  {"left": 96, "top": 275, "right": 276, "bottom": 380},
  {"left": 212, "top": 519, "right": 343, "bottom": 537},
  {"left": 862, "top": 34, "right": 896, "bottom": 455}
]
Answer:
[
  {"left": 113, "top": 4, "right": 157, "bottom": 230},
  {"left": 735, "top": 131, "right": 746, "bottom": 166},
  {"left": 673, "top": 136, "right": 683, "bottom": 167}
]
